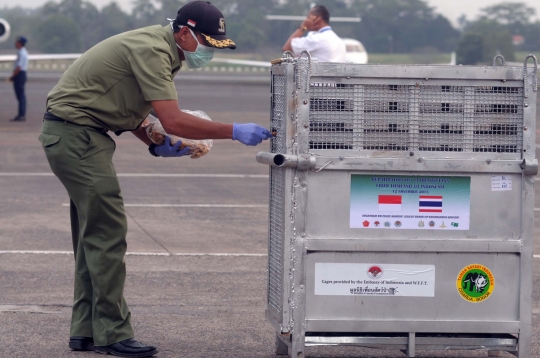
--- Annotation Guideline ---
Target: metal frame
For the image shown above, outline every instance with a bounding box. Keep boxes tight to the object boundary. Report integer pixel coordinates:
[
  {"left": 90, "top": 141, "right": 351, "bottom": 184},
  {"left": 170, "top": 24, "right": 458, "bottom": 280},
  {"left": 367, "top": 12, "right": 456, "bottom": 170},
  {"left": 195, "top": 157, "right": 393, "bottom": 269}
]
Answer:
[{"left": 263, "top": 54, "right": 538, "bottom": 358}]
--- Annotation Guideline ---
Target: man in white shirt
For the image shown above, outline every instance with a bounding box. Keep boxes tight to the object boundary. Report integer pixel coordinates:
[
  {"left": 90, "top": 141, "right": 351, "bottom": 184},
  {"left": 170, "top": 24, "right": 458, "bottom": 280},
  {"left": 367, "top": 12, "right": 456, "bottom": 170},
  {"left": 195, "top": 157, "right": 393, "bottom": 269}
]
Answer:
[
  {"left": 9, "top": 36, "right": 28, "bottom": 122},
  {"left": 282, "top": 5, "right": 346, "bottom": 63}
]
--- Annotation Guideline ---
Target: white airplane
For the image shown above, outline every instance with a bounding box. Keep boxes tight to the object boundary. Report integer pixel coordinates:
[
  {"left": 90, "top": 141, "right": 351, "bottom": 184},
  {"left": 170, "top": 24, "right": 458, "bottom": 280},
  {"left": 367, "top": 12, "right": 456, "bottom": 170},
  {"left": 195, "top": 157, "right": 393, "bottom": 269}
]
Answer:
[
  {"left": 0, "top": 18, "right": 9, "bottom": 43},
  {"left": 342, "top": 38, "right": 368, "bottom": 64}
]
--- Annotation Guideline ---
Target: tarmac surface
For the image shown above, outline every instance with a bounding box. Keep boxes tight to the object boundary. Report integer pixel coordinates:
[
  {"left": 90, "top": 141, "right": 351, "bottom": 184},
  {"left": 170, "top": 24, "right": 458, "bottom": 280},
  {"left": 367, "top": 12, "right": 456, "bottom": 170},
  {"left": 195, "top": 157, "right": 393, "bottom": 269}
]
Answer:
[{"left": 0, "top": 75, "right": 539, "bottom": 358}]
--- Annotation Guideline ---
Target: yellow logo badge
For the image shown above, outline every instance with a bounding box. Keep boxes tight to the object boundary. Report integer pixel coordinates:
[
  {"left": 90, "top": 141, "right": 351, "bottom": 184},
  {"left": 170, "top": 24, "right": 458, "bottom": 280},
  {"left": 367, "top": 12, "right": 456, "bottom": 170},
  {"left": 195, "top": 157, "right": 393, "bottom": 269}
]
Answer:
[{"left": 456, "top": 264, "right": 495, "bottom": 303}]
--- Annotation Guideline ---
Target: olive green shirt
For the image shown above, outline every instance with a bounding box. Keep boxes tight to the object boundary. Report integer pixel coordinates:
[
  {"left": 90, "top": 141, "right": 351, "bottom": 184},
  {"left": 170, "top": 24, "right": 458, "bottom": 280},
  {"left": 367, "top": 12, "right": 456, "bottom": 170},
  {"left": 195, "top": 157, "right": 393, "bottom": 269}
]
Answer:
[{"left": 47, "top": 25, "right": 182, "bottom": 133}]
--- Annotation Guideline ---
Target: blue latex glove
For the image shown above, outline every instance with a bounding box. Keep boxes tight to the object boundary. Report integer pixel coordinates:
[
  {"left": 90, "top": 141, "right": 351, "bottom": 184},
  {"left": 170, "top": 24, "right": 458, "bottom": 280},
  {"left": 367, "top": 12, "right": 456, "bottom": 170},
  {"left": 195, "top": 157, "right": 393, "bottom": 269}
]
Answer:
[
  {"left": 154, "top": 137, "right": 191, "bottom": 157},
  {"left": 232, "top": 123, "right": 273, "bottom": 146}
]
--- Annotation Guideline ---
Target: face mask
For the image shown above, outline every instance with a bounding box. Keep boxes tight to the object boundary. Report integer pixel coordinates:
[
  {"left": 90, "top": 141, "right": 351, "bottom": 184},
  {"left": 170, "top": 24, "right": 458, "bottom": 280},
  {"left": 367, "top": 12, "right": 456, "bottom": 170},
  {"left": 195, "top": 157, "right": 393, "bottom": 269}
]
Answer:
[{"left": 171, "top": 22, "right": 215, "bottom": 69}]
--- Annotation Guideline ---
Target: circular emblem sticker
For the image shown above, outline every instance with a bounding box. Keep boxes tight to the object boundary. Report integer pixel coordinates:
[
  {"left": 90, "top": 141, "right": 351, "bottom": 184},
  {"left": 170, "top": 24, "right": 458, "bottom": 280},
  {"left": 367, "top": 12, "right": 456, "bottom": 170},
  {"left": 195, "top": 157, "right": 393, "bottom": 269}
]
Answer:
[
  {"left": 456, "top": 264, "right": 495, "bottom": 303},
  {"left": 367, "top": 265, "right": 383, "bottom": 279}
]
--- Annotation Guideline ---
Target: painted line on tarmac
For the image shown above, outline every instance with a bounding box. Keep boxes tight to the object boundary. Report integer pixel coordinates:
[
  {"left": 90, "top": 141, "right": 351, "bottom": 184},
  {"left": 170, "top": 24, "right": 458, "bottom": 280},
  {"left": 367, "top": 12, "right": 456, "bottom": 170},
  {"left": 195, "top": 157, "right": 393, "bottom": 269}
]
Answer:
[
  {"left": 118, "top": 174, "right": 268, "bottom": 178},
  {"left": 61, "top": 203, "right": 267, "bottom": 208},
  {"left": 0, "top": 250, "right": 74, "bottom": 255},
  {"left": 174, "top": 253, "right": 267, "bottom": 257},
  {"left": 0, "top": 172, "right": 268, "bottom": 178},
  {"left": 0, "top": 172, "right": 55, "bottom": 176},
  {"left": 0, "top": 250, "right": 267, "bottom": 257}
]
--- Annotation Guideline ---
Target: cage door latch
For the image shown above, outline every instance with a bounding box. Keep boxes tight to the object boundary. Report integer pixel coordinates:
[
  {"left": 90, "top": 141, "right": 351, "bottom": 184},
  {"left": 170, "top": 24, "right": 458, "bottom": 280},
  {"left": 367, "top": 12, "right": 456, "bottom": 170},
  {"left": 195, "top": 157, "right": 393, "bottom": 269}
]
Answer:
[
  {"left": 520, "top": 158, "right": 538, "bottom": 175},
  {"left": 256, "top": 152, "right": 316, "bottom": 171}
]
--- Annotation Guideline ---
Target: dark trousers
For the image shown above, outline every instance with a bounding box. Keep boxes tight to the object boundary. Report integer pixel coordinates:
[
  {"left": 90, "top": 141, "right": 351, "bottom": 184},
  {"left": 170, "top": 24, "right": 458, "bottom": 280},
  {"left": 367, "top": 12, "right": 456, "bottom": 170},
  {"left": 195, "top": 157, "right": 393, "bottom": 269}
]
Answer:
[
  {"left": 13, "top": 71, "right": 26, "bottom": 117},
  {"left": 39, "top": 119, "right": 134, "bottom": 346}
]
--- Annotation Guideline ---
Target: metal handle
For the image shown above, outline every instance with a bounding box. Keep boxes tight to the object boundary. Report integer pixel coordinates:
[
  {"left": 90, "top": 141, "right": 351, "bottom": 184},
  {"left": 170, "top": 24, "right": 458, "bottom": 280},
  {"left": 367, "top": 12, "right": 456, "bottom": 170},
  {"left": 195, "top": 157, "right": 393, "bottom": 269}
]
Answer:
[
  {"left": 523, "top": 54, "right": 538, "bottom": 99},
  {"left": 493, "top": 55, "right": 505, "bottom": 66},
  {"left": 281, "top": 51, "right": 295, "bottom": 63},
  {"left": 297, "top": 50, "right": 312, "bottom": 93}
]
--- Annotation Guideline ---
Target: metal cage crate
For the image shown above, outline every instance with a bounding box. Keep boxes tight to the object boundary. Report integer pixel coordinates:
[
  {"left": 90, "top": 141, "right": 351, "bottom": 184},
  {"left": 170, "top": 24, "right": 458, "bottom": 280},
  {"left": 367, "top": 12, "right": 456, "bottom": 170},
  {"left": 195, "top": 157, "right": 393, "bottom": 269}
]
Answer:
[{"left": 257, "top": 52, "right": 538, "bottom": 358}]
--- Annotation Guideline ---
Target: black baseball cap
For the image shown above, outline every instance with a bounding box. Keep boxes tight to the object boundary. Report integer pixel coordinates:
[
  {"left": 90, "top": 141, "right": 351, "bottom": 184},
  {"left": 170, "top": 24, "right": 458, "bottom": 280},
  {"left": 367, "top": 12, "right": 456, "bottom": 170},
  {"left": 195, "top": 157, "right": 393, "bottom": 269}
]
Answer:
[{"left": 175, "top": 1, "right": 236, "bottom": 50}]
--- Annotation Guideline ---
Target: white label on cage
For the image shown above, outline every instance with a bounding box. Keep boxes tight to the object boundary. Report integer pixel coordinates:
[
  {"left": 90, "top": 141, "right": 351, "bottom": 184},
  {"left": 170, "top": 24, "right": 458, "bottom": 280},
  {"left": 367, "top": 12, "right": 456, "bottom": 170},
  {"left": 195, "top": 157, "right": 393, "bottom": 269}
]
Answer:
[
  {"left": 315, "top": 263, "right": 435, "bottom": 297},
  {"left": 350, "top": 175, "right": 471, "bottom": 230},
  {"left": 491, "top": 175, "right": 512, "bottom": 191}
]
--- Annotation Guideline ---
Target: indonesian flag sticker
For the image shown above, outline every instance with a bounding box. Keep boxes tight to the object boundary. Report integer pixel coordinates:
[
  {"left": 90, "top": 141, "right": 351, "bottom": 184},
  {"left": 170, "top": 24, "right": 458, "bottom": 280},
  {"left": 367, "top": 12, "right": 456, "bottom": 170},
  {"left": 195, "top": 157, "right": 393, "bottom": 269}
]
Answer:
[{"left": 187, "top": 19, "right": 196, "bottom": 27}]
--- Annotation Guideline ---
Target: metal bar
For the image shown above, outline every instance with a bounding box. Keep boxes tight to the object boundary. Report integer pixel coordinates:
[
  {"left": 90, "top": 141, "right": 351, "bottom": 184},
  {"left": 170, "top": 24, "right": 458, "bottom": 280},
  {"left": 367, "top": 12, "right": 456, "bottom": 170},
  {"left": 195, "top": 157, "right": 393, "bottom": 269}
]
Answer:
[
  {"left": 309, "top": 156, "right": 525, "bottom": 173},
  {"left": 309, "top": 150, "right": 522, "bottom": 160},
  {"left": 306, "top": 239, "right": 522, "bottom": 253},
  {"left": 310, "top": 77, "right": 525, "bottom": 87},
  {"left": 409, "top": 85, "right": 420, "bottom": 152},
  {"left": 517, "top": 182, "right": 534, "bottom": 358},
  {"left": 305, "top": 334, "right": 518, "bottom": 350},
  {"left": 312, "top": 63, "right": 525, "bottom": 81},
  {"left": 353, "top": 84, "right": 365, "bottom": 150},
  {"left": 516, "top": 57, "right": 537, "bottom": 358},
  {"left": 408, "top": 333, "right": 416, "bottom": 357},
  {"left": 306, "top": 320, "right": 521, "bottom": 333},
  {"left": 281, "top": 64, "right": 296, "bottom": 330},
  {"left": 463, "top": 87, "right": 475, "bottom": 152},
  {"left": 289, "top": 56, "right": 312, "bottom": 358}
]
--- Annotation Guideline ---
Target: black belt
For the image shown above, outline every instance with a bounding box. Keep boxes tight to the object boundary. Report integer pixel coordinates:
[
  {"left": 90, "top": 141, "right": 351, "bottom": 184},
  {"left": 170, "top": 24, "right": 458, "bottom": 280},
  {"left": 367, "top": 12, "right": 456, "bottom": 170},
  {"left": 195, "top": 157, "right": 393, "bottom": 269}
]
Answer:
[{"left": 43, "top": 112, "right": 108, "bottom": 135}]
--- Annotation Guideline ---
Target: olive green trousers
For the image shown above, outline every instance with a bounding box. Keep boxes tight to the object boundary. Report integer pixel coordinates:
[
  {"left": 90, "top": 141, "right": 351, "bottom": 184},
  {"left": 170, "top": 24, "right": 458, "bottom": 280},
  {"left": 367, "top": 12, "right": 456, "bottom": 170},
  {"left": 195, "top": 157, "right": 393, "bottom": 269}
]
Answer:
[{"left": 39, "top": 120, "right": 134, "bottom": 346}]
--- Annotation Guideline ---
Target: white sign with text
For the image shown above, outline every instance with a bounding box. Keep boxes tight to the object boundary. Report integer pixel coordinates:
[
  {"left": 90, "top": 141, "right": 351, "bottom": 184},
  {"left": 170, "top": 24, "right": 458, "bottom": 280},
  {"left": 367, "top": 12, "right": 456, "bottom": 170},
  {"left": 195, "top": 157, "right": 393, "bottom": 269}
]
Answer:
[{"left": 315, "top": 263, "right": 436, "bottom": 297}]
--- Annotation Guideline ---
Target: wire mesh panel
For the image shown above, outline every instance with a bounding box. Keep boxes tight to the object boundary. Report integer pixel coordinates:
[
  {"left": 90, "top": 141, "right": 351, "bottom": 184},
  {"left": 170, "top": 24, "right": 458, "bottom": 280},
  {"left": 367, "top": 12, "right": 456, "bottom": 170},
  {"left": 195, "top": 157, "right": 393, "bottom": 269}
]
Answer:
[
  {"left": 418, "top": 85, "right": 467, "bottom": 152},
  {"left": 363, "top": 84, "right": 411, "bottom": 151},
  {"left": 268, "top": 74, "right": 287, "bottom": 317},
  {"left": 309, "top": 83, "right": 355, "bottom": 150},
  {"left": 268, "top": 167, "right": 285, "bottom": 316},
  {"left": 473, "top": 86, "right": 523, "bottom": 153},
  {"left": 271, "top": 75, "right": 286, "bottom": 154},
  {"left": 308, "top": 83, "right": 523, "bottom": 156}
]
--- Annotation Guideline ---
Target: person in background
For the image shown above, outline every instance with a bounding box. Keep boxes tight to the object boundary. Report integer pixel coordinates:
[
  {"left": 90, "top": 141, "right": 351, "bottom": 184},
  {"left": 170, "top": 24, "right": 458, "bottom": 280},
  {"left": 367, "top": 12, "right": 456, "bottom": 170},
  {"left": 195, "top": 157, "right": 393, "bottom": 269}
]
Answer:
[
  {"left": 9, "top": 36, "right": 28, "bottom": 122},
  {"left": 282, "top": 5, "right": 346, "bottom": 63}
]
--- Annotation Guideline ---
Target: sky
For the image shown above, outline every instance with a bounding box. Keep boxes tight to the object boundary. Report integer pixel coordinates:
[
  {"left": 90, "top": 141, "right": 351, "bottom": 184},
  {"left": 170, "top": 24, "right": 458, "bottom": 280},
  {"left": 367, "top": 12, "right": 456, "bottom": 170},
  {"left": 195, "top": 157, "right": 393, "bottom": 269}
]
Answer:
[
  {"left": 426, "top": 0, "right": 540, "bottom": 26},
  {"left": 0, "top": 0, "right": 539, "bottom": 26}
]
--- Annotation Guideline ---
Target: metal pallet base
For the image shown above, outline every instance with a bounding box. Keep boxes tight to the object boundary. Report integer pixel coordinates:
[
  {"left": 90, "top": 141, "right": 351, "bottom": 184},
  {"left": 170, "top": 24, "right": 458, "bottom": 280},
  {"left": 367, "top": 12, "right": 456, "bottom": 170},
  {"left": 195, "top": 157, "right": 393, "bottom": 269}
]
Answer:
[{"left": 302, "top": 333, "right": 518, "bottom": 357}]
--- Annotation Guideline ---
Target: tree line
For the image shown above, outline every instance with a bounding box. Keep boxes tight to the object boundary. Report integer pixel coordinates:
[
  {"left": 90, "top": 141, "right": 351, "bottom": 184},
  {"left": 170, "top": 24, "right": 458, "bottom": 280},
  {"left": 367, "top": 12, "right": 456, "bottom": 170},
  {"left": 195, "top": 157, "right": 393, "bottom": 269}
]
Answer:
[{"left": 0, "top": 0, "right": 539, "bottom": 64}]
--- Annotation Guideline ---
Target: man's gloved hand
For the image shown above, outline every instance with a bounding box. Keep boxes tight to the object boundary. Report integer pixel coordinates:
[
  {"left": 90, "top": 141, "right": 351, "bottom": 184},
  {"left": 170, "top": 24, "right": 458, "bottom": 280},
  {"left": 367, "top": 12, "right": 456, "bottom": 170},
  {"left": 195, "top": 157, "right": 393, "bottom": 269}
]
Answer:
[
  {"left": 152, "top": 137, "right": 191, "bottom": 157},
  {"left": 232, "top": 123, "right": 273, "bottom": 146}
]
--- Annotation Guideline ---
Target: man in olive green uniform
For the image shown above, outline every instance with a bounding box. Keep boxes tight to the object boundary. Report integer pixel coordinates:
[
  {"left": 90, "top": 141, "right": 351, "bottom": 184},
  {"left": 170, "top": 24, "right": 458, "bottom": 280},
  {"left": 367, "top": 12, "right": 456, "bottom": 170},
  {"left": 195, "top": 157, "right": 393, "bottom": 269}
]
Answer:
[{"left": 39, "top": 1, "right": 271, "bottom": 357}]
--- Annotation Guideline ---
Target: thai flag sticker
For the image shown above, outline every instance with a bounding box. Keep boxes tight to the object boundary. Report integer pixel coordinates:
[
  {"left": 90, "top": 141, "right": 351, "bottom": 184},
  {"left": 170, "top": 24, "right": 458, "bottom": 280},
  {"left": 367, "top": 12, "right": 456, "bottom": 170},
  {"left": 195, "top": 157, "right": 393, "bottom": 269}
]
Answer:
[
  {"left": 378, "top": 195, "right": 402, "bottom": 212},
  {"left": 419, "top": 196, "right": 443, "bottom": 213},
  {"left": 187, "top": 19, "right": 197, "bottom": 27}
]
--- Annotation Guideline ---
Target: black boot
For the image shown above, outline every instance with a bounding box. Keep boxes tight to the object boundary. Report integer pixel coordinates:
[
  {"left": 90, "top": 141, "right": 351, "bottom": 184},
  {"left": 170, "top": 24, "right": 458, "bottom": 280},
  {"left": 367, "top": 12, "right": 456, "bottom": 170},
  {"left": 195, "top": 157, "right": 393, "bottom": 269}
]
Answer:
[
  {"left": 95, "top": 338, "right": 158, "bottom": 357},
  {"left": 69, "top": 336, "right": 94, "bottom": 351}
]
